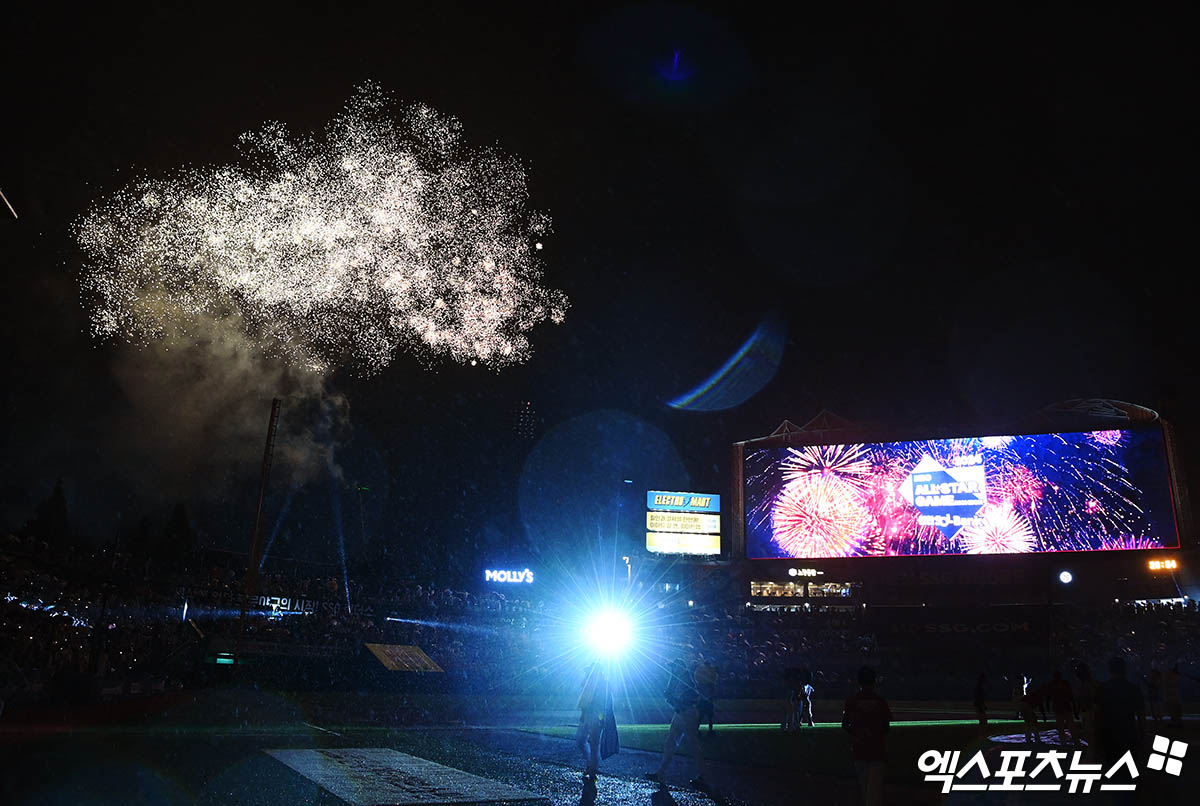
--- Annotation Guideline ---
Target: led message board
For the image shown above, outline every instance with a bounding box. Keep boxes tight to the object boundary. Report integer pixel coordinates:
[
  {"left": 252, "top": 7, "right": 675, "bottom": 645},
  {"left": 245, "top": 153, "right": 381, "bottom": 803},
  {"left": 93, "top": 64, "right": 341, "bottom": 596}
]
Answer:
[
  {"left": 744, "top": 429, "right": 1178, "bottom": 559},
  {"left": 647, "top": 490, "right": 721, "bottom": 555}
]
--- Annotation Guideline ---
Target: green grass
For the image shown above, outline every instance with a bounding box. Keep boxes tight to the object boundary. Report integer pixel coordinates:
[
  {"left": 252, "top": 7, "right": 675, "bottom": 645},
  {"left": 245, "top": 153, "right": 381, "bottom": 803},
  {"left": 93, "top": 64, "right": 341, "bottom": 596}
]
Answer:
[{"left": 525, "top": 720, "right": 1021, "bottom": 785}]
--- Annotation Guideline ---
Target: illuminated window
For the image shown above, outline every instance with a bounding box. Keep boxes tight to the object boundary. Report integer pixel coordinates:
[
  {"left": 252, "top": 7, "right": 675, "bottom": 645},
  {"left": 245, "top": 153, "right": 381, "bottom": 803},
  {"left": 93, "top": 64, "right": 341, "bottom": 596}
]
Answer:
[
  {"left": 808, "top": 581, "right": 860, "bottom": 599},
  {"left": 750, "top": 581, "right": 801, "bottom": 598}
]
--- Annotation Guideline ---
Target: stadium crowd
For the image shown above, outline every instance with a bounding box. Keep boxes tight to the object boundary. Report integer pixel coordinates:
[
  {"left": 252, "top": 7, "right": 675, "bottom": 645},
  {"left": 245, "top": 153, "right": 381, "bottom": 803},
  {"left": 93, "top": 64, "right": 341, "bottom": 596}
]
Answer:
[{"left": 3, "top": 531, "right": 1198, "bottom": 723}]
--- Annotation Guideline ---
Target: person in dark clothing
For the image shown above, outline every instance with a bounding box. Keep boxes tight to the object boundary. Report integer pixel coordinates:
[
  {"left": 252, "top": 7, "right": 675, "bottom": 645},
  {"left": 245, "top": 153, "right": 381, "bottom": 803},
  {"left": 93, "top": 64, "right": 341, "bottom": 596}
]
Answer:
[
  {"left": 1075, "top": 663, "right": 1100, "bottom": 759},
  {"left": 797, "top": 668, "right": 816, "bottom": 727},
  {"left": 842, "top": 666, "right": 891, "bottom": 806},
  {"left": 576, "top": 662, "right": 608, "bottom": 779},
  {"left": 694, "top": 654, "right": 717, "bottom": 733},
  {"left": 973, "top": 673, "right": 988, "bottom": 737},
  {"left": 1144, "top": 669, "right": 1163, "bottom": 722},
  {"left": 1095, "top": 656, "right": 1146, "bottom": 766},
  {"left": 646, "top": 660, "right": 710, "bottom": 791},
  {"left": 1044, "top": 670, "right": 1076, "bottom": 746},
  {"left": 1020, "top": 675, "right": 1043, "bottom": 744}
]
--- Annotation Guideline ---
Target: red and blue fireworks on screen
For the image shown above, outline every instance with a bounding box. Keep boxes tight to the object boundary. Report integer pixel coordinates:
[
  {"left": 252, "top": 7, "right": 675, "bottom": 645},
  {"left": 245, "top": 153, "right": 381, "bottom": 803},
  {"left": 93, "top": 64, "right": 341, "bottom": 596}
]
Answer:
[{"left": 744, "top": 429, "right": 1178, "bottom": 558}]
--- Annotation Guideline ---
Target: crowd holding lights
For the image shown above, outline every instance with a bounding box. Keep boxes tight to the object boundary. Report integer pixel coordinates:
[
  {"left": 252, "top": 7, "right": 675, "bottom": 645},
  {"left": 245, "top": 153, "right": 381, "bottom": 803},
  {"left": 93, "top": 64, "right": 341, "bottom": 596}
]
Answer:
[{"left": 75, "top": 83, "right": 567, "bottom": 373}]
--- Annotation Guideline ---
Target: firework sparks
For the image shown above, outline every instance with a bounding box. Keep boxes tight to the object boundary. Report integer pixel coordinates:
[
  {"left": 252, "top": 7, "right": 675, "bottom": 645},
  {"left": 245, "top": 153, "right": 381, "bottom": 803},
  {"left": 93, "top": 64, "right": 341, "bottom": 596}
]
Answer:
[
  {"left": 995, "top": 462, "right": 1043, "bottom": 508},
  {"left": 959, "top": 505, "right": 1036, "bottom": 554},
  {"left": 771, "top": 473, "right": 871, "bottom": 558},
  {"left": 781, "top": 442, "right": 872, "bottom": 490},
  {"left": 75, "top": 83, "right": 567, "bottom": 373},
  {"left": 1099, "top": 534, "right": 1163, "bottom": 551},
  {"left": 1090, "top": 430, "right": 1124, "bottom": 447}
]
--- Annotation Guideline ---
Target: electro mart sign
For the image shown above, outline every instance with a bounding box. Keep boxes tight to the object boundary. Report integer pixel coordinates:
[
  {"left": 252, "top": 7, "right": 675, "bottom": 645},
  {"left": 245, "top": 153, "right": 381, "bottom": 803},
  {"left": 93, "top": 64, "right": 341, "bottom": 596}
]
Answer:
[
  {"left": 647, "top": 491, "right": 720, "bottom": 513},
  {"left": 647, "top": 490, "right": 721, "bottom": 555},
  {"left": 484, "top": 568, "right": 534, "bottom": 583}
]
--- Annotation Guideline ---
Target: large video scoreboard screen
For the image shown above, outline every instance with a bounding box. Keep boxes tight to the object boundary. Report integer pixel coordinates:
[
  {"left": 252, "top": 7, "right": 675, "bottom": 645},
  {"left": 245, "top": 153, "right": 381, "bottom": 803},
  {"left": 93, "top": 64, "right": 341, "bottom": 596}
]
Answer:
[{"left": 744, "top": 428, "right": 1179, "bottom": 559}]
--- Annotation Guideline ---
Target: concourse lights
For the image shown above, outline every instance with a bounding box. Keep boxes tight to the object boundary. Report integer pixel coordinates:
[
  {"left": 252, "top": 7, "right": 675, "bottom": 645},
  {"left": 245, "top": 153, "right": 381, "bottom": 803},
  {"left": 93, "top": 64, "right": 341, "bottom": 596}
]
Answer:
[
  {"left": 583, "top": 608, "right": 634, "bottom": 658},
  {"left": 1058, "top": 570, "right": 1073, "bottom": 585}
]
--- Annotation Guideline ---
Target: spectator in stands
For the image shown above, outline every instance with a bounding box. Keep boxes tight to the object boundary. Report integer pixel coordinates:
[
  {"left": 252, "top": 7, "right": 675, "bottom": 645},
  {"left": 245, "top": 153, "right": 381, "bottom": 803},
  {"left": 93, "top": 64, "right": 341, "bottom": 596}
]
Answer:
[
  {"left": 842, "top": 665, "right": 890, "bottom": 806},
  {"left": 1095, "top": 656, "right": 1146, "bottom": 766},
  {"left": 646, "top": 659, "right": 709, "bottom": 792}
]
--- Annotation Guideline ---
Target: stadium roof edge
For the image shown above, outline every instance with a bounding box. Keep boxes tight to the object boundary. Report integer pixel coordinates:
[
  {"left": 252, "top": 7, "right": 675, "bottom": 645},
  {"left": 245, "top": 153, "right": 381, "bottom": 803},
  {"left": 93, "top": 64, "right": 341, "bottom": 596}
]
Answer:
[{"left": 734, "top": 399, "right": 1166, "bottom": 451}]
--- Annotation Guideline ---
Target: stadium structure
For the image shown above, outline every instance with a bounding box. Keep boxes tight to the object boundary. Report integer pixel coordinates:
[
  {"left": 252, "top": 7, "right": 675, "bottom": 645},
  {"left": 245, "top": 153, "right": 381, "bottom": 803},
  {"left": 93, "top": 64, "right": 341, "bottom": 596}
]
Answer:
[{"left": 720, "top": 400, "right": 1195, "bottom": 611}]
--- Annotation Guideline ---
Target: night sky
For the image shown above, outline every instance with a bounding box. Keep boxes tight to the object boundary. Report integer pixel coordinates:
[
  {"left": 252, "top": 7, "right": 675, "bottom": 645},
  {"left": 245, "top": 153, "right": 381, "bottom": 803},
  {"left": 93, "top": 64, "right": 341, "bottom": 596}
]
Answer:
[{"left": 1, "top": 3, "right": 1194, "bottom": 582}]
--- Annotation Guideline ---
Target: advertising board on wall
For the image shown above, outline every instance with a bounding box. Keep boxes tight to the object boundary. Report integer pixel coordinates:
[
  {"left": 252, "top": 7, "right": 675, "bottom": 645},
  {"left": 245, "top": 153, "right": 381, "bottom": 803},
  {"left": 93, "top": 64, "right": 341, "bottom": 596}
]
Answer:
[{"left": 646, "top": 490, "right": 721, "bottom": 555}]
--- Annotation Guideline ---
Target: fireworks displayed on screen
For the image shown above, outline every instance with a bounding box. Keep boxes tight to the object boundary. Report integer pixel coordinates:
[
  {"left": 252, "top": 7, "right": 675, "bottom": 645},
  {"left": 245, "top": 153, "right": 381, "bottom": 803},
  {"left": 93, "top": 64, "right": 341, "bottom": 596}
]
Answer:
[
  {"left": 74, "top": 83, "right": 567, "bottom": 373},
  {"left": 959, "top": 505, "right": 1036, "bottom": 555},
  {"left": 745, "top": 429, "right": 1177, "bottom": 558}
]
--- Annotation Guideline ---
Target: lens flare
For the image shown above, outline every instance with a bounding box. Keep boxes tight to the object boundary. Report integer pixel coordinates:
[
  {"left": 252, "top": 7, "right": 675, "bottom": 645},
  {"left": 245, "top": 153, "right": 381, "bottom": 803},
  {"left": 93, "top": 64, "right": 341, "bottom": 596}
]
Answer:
[
  {"left": 584, "top": 608, "right": 634, "bottom": 657},
  {"left": 75, "top": 83, "right": 567, "bottom": 374}
]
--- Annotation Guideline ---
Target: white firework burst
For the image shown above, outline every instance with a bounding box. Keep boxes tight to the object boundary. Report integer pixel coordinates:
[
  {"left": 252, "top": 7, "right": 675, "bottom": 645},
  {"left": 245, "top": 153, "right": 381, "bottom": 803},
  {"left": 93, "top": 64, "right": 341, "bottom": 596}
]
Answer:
[
  {"left": 780, "top": 442, "right": 872, "bottom": 490},
  {"left": 75, "top": 83, "right": 567, "bottom": 374},
  {"left": 960, "top": 505, "right": 1036, "bottom": 554}
]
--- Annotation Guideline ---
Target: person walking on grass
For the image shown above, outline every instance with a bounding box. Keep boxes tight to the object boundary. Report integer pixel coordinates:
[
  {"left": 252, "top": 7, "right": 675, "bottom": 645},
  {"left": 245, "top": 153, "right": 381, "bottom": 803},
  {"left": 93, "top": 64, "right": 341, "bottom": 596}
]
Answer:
[
  {"left": 842, "top": 665, "right": 891, "bottom": 806},
  {"left": 1164, "top": 663, "right": 1183, "bottom": 726},
  {"left": 1095, "top": 656, "right": 1146, "bottom": 767},
  {"left": 576, "top": 662, "right": 608, "bottom": 780},
  {"left": 973, "top": 673, "right": 989, "bottom": 737},
  {"left": 1044, "top": 670, "right": 1076, "bottom": 746},
  {"left": 798, "top": 668, "right": 816, "bottom": 727},
  {"left": 646, "top": 659, "right": 711, "bottom": 793},
  {"left": 694, "top": 654, "right": 717, "bottom": 734},
  {"left": 1018, "top": 674, "right": 1043, "bottom": 744},
  {"left": 1075, "top": 663, "right": 1100, "bottom": 758}
]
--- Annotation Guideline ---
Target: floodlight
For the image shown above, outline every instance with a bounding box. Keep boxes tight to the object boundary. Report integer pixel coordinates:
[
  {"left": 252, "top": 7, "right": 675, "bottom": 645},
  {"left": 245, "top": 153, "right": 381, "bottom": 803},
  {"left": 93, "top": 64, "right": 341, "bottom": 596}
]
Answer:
[
  {"left": 1058, "top": 570, "right": 1073, "bottom": 584},
  {"left": 584, "top": 608, "right": 634, "bottom": 657}
]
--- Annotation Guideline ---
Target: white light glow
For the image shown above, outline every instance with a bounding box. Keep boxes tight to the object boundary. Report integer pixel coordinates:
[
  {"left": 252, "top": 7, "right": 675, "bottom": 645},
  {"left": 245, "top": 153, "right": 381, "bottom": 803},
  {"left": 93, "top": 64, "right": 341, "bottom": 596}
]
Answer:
[{"left": 584, "top": 609, "right": 634, "bottom": 657}]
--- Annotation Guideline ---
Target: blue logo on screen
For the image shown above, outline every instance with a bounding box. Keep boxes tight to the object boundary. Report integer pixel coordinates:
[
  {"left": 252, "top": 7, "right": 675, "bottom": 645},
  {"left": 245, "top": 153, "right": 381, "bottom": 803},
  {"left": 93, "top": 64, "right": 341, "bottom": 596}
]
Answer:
[{"left": 902, "top": 455, "right": 986, "bottom": 539}]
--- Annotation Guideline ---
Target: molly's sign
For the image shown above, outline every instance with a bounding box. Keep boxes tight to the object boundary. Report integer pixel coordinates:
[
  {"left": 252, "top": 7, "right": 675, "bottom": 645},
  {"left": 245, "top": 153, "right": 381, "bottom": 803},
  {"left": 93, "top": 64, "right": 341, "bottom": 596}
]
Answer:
[{"left": 484, "top": 568, "right": 534, "bottom": 584}]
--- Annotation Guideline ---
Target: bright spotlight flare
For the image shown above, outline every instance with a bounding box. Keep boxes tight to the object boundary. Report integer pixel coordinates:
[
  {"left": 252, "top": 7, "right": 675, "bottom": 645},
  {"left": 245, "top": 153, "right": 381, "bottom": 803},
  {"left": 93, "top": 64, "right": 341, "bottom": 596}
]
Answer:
[
  {"left": 75, "top": 83, "right": 568, "bottom": 373},
  {"left": 584, "top": 608, "right": 634, "bottom": 658}
]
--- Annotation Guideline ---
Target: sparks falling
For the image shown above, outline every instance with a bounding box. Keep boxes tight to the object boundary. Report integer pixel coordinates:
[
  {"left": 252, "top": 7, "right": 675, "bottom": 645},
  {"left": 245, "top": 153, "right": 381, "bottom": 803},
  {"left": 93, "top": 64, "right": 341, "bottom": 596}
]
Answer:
[{"left": 75, "top": 83, "right": 567, "bottom": 373}]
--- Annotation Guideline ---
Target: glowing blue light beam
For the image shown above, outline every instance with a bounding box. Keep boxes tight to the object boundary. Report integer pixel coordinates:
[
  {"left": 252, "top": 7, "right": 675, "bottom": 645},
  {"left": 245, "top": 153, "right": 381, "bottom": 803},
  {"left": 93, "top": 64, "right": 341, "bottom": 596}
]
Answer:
[{"left": 259, "top": 485, "right": 297, "bottom": 569}]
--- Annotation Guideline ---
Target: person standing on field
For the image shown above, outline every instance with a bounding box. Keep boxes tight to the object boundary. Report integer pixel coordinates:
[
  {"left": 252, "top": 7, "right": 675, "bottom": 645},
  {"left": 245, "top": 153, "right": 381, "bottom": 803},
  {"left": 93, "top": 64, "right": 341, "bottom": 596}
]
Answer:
[{"left": 842, "top": 666, "right": 891, "bottom": 806}]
